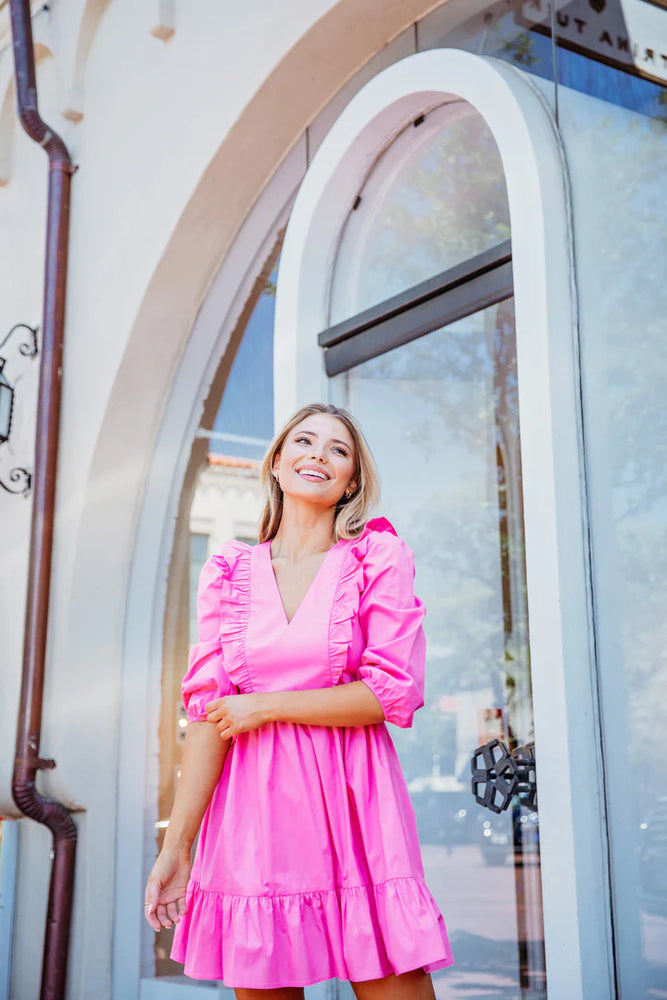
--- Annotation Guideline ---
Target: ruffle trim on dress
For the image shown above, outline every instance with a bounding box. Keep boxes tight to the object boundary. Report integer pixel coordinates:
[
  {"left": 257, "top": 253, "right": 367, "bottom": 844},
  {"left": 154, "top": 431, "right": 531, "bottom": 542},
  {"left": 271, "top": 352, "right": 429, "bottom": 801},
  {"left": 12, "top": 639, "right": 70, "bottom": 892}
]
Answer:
[
  {"left": 213, "top": 541, "right": 254, "bottom": 693},
  {"left": 170, "top": 875, "right": 454, "bottom": 987},
  {"left": 328, "top": 517, "right": 399, "bottom": 686}
]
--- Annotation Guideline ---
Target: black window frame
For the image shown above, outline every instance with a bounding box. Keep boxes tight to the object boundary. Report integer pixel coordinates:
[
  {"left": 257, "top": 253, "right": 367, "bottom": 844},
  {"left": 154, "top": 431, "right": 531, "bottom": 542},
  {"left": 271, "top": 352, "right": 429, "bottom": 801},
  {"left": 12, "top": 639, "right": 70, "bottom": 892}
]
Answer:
[{"left": 317, "top": 239, "right": 513, "bottom": 376}]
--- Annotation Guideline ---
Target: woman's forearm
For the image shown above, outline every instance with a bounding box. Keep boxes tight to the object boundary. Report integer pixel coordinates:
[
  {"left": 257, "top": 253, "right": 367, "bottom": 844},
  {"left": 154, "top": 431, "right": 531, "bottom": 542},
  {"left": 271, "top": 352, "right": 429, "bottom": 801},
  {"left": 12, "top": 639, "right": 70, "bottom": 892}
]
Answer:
[
  {"left": 161, "top": 721, "right": 229, "bottom": 853},
  {"left": 262, "top": 681, "right": 385, "bottom": 728}
]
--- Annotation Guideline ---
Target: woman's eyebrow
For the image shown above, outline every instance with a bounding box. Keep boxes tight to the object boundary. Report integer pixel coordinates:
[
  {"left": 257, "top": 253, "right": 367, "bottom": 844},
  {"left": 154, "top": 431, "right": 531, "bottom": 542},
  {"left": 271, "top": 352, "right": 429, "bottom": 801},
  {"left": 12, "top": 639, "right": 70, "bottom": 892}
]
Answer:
[{"left": 296, "top": 429, "right": 351, "bottom": 449}]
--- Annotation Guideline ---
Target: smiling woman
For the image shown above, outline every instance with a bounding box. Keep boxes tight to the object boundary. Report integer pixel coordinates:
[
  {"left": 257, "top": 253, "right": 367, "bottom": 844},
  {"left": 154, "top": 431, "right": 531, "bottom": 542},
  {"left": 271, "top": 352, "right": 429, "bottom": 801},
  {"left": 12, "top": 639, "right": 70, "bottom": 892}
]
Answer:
[
  {"left": 259, "top": 403, "right": 380, "bottom": 544},
  {"left": 144, "top": 401, "right": 454, "bottom": 999}
]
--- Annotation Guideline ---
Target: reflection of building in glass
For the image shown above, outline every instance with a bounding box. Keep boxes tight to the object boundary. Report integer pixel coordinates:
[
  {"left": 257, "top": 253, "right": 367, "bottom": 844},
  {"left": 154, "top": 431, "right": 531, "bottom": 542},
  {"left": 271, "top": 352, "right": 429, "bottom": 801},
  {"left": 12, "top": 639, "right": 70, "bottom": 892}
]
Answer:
[
  {"left": 190, "top": 454, "right": 262, "bottom": 556},
  {"left": 1, "top": 0, "right": 665, "bottom": 997}
]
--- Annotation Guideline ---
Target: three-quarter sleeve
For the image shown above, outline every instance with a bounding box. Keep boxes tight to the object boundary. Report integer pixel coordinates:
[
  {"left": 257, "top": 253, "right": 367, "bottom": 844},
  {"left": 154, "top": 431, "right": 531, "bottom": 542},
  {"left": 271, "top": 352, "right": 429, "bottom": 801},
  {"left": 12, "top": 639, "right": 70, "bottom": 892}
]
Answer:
[
  {"left": 181, "top": 555, "right": 236, "bottom": 723},
  {"left": 355, "top": 532, "right": 426, "bottom": 728}
]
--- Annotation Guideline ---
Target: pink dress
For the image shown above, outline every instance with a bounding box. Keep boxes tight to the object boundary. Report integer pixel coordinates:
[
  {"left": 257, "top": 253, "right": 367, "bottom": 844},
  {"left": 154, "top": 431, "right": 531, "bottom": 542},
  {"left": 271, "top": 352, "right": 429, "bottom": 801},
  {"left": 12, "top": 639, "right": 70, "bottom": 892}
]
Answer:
[{"left": 171, "top": 516, "right": 454, "bottom": 988}]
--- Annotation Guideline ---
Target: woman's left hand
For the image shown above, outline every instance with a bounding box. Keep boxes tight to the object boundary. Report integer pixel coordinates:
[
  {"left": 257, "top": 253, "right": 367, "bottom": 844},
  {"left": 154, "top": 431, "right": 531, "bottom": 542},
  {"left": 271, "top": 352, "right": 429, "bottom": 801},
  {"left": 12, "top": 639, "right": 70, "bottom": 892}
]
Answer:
[{"left": 205, "top": 693, "right": 270, "bottom": 739}]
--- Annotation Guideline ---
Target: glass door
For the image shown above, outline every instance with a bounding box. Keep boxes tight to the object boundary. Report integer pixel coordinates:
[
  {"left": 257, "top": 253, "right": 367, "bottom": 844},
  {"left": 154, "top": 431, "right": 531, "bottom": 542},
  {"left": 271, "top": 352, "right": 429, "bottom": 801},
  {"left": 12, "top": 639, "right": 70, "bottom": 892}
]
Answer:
[{"left": 330, "top": 298, "right": 547, "bottom": 999}]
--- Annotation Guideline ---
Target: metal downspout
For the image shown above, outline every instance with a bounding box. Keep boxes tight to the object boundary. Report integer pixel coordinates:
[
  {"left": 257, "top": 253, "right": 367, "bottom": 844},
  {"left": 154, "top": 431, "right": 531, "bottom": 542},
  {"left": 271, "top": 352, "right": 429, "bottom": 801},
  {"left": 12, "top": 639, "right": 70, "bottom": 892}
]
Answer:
[{"left": 8, "top": 3, "right": 78, "bottom": 999}]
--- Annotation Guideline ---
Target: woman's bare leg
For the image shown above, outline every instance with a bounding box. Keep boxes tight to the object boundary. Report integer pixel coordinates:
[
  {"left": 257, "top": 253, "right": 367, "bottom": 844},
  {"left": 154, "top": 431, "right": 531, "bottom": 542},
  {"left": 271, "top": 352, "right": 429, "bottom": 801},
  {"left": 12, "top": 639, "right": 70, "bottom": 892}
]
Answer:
[
  {"left": 234, "top": 989, "right": 305, "bottom": 1000},
  {"left": 350, "top": 967, "right": 436, "bottom": 1000}
]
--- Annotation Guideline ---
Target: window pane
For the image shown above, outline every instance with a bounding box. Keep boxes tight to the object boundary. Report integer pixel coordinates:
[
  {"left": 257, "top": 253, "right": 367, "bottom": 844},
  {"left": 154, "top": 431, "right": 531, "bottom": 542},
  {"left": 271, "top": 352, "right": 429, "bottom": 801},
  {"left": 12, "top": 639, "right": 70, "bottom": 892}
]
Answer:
[
  {"left": 559, "top": 81, "right": 667, "bottom": 1000},
  {"left": 331, "top": 300, "right": 547, "bottom": 999},
  {"left": 329, "top": 101, "right": 510, "bottom": 324},
  {"left": 210, "top": 264, "right": 276, "bottom": 461}
]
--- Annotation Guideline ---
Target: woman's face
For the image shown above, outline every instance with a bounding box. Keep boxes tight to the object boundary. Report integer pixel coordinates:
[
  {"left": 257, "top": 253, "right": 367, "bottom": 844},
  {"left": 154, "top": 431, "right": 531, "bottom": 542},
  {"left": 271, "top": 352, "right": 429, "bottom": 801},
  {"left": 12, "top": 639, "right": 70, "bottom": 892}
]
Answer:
[{"left": 273, "top": 414, "right": 357, "bottom": 509}]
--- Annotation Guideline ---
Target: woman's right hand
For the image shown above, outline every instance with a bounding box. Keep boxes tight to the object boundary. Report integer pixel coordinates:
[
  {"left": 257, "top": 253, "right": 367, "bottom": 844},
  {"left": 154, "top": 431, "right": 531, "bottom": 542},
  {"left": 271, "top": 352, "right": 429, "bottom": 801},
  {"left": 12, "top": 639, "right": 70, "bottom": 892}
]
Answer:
[{"left": 144, "top": 847, "right": 191, "bottom": 930}]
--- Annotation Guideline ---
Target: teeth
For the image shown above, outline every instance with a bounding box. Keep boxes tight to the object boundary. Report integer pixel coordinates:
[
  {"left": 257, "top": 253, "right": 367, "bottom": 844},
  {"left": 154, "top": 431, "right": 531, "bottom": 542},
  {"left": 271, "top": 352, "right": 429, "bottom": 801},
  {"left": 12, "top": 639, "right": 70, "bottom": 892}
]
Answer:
[{"left": 299, "top": 469, "right": 328, "bottom": 480}]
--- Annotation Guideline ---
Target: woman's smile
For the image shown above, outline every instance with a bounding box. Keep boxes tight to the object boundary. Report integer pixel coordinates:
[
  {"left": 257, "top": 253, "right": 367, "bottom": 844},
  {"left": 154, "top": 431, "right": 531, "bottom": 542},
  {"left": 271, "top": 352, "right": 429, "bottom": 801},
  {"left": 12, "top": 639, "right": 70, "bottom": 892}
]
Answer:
[{"left": 296, "top": 466, "right": 330, "bottom": 482}]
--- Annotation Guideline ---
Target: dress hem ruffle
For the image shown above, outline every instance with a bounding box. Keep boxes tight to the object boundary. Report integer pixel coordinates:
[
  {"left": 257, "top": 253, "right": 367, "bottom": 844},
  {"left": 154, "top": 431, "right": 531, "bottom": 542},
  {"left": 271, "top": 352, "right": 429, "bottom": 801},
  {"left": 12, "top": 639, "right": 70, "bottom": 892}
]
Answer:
[{"left": 170, "top": 873, "right": 454, "bottom": 987}]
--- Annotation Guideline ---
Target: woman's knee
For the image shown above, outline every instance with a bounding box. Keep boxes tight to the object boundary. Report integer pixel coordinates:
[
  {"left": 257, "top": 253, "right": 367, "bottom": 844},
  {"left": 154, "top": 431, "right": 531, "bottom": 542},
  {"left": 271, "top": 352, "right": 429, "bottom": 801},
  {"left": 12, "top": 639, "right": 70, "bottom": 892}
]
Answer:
[{"left": 350, "top": 967, "right": 435, "bottom": 999}]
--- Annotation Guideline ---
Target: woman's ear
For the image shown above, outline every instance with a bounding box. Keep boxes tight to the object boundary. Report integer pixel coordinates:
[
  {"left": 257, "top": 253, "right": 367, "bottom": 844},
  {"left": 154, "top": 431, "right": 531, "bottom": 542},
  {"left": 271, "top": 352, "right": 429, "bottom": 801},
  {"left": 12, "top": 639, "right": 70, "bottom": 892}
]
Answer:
[{"left": 272, "top": 454, "right": 281, "bottom": 479}]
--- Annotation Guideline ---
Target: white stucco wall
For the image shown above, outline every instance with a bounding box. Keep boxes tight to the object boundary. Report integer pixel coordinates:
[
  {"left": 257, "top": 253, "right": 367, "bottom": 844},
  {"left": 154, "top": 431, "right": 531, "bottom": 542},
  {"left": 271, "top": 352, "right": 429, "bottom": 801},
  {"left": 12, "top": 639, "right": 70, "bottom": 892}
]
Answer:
[{"left": 0, "top": 1, "right": 443, "bottom": 996}]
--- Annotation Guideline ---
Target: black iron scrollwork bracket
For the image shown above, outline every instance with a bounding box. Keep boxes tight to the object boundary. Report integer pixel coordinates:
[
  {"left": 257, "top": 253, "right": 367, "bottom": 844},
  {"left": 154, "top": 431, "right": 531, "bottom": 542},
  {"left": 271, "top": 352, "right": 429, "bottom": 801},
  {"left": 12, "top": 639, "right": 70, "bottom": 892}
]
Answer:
[
  {"left": 0, "top": 322, "right": 39, "bottom": 358},
  {"left": 1, "top": 467, "right": 32, "bottom": 495},
  {"left": 0, "top": 323, "right": 39, "bottom": 496},
  {"left": 470, "top": 738, "right": 537, "bottom": 814}
]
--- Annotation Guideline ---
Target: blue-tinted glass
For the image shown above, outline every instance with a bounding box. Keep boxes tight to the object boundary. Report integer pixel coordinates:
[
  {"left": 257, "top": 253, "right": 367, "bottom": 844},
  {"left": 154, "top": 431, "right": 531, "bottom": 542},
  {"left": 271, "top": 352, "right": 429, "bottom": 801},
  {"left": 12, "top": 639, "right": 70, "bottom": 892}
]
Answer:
[
  {"left": 211, "top": 266, "right": 276, "bottom": 460},
  {"left": 558, "top": 45, "right": 666, "bottom": 118}
]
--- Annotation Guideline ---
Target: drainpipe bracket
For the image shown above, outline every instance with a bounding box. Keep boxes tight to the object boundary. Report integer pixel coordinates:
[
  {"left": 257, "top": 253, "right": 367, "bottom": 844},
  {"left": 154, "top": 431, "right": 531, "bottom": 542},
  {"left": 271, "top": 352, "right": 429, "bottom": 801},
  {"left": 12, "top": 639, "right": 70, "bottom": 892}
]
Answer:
[
  {"left": 14, "top": 756, "right": 56, "bottom": 770},
  {"left": 49, "top": 159, "right": 78, "bottom": 175}
]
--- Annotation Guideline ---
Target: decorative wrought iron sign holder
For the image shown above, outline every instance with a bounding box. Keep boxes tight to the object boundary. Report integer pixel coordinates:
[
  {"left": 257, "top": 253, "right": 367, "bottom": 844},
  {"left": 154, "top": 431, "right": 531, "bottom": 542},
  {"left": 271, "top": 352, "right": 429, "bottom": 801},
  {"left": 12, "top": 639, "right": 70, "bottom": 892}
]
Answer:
[{"left": 0, "top": 322, "right": 39, "bottom": 495}]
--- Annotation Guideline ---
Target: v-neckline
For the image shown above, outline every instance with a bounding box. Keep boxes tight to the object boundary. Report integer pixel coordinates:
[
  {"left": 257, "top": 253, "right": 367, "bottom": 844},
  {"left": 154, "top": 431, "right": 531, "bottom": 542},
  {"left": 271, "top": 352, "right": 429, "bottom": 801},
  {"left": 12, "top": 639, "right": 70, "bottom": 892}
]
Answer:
[{"left": 264, "top": 539, "right": 341, "bottom": 627}]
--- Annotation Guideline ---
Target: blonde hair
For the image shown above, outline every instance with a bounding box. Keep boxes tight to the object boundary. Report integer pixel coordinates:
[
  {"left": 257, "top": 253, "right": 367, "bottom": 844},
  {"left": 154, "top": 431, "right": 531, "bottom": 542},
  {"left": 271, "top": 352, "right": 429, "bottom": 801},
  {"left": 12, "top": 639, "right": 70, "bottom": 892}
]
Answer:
[{"left": 258, "top": 403, "right": 380, "bottom": 542}]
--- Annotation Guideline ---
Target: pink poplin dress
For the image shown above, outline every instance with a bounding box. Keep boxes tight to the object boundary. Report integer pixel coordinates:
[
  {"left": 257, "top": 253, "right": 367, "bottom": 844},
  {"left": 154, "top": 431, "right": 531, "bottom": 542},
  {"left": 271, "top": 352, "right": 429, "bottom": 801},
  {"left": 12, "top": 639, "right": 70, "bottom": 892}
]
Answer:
[{"left": 170, "top": 516, "right": 454, "bottom": 988}]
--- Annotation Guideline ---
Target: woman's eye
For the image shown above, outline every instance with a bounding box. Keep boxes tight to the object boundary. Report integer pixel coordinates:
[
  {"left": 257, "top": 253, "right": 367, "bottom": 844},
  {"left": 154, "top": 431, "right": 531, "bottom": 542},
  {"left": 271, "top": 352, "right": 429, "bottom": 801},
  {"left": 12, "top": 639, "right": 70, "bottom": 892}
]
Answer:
[
  {"left": 296, "top": 436, "right": 311, "bottom": 444},
  {"left": 333, "top": 447, "right": 348, "bottom": 456}
]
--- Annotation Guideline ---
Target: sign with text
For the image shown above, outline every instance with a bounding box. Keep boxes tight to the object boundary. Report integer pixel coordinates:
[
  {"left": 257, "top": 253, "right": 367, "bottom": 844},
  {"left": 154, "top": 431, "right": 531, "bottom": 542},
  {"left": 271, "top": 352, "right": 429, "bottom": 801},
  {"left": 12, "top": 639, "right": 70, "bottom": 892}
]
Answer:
[{"left": 518, "top": 0, "right": 667, "bottom": 84}]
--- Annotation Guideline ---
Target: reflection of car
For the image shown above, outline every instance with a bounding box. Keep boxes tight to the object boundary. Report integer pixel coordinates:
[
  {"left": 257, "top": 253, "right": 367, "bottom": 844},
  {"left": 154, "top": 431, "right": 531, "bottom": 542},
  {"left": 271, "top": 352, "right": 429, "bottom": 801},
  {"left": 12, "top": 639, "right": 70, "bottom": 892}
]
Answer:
[
  {"left": 408, "top": 775, "right": 476, "bottom": 845},
  {"left": 478, "top": 799, "right": 540, "bottom": 866}
]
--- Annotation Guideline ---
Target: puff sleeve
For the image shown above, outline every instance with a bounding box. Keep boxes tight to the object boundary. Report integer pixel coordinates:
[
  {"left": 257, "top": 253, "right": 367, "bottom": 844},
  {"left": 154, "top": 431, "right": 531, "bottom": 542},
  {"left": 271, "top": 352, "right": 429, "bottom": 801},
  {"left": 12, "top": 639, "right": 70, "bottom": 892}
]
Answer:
[
  {"left": 181, "top": 555, "right": 237, "bottom": 723},
  {"left": 355, "top": 531, "right": 426, "bottom": 728}
]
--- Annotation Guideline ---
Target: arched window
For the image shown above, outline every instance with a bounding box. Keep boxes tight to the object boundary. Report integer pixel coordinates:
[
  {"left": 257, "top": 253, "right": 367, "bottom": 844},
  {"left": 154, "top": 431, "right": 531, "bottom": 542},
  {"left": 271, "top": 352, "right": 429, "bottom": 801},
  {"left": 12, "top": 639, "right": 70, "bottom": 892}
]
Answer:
[{"left": 316, "top": 99, "right": 543, "bottom": 998}]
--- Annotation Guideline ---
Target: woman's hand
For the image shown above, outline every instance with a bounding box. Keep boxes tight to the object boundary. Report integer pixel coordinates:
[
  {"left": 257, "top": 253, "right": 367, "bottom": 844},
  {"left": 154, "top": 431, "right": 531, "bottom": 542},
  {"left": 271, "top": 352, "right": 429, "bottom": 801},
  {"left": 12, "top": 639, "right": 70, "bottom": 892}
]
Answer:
[
  {"left": 206, "top": 693, "right": 269, "bottom": 739},
  {"left": 144, "top": 848, "right": 191, "bottom": 930}
]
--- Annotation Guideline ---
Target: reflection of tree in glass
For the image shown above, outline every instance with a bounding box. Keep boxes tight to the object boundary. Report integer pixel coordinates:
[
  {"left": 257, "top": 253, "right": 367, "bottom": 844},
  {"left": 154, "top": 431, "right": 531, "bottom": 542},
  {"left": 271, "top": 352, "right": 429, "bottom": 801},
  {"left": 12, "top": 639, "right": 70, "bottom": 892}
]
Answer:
[
  {"left": 356, "top": 323, "right": 494, "bottom": 451},
  {"left": 569, "top": 107, "right": 667, "bottom": 517},
  {"left": 563, "top": 98, "right": 667, "bottom": 787},
  {"left": 501, "top": 31, "right": 538, "bottom": 67},
  {"left": 355, "top": 302, "right": 534, "bottom": 766},
  {"left": 358, "top": 111, "right": 510, "bottom": 306}
]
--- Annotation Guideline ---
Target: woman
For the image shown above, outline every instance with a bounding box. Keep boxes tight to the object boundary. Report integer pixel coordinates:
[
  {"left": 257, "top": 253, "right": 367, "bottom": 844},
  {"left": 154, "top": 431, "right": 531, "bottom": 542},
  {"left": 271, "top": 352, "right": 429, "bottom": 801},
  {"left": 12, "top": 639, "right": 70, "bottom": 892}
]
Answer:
[{"left": 144, "top": 402, "right": 454, "bottom": 999}]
